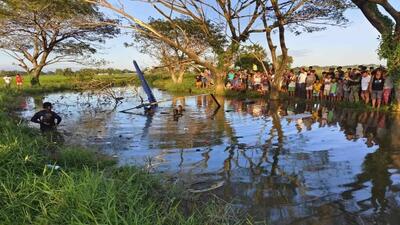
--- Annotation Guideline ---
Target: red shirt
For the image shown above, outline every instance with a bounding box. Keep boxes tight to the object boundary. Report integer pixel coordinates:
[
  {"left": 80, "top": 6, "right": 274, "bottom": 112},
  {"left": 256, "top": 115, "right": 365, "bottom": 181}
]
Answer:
[{"left": 16, "top": 75, "right": 23, "bottom": 83}]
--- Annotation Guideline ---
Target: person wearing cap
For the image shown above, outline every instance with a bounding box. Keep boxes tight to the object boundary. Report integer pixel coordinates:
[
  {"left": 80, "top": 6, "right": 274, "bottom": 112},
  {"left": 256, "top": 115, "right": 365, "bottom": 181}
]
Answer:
[{"left": 31, "top": 102, "right": 62, "bottom": 132}]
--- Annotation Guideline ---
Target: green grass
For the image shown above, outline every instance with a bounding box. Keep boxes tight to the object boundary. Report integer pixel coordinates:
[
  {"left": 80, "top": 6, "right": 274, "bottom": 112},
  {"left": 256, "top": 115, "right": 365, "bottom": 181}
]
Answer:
[
  {"left": 144, "top": 71, "right": 213, "bottom": 95},
  {"left": 0, "top": 74, "right": 135, "bottom": 95},
  {"left": 0, "top": 91, "right": 250, "bottom": 225}
]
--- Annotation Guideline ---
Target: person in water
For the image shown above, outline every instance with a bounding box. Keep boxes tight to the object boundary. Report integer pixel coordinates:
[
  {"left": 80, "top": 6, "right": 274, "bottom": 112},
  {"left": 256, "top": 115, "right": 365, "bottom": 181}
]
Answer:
[
  {"left": 31, "top": 102, "right": 62, "bottom": 132},
  {"left": 173, "top": 105, "right": 185, "bottom": 120}
]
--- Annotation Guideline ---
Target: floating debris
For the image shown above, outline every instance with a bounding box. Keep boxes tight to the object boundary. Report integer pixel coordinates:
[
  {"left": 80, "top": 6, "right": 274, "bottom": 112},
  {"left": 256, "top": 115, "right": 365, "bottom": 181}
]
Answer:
[
  {"left": 188, "top": 180, "right": 225, "bottom": 193},
  {"left": 46, "top": 164, "right": 61, "bottom": 170}
]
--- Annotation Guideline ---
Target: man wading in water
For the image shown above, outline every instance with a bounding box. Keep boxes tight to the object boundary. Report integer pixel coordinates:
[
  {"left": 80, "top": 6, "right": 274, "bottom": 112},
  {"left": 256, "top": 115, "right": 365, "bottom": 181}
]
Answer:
[
  {"left": 31, "top": 102, "right": 62, "bottom": 158},
  {"left": 31, "top": 102, "right": 62, "bottom": 132}
]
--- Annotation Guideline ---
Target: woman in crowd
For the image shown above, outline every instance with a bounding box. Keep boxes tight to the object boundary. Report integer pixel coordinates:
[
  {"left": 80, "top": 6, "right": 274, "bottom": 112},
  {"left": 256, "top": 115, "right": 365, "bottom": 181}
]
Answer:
[
  {"left": 323, "top": 72, "right": 331, "bottom": 100},
  {"left": 361, "top": 70, "right": 371, "bottom": 104},
  {"left": 369, "top": 68, "right": 385, "bottom": 109}
]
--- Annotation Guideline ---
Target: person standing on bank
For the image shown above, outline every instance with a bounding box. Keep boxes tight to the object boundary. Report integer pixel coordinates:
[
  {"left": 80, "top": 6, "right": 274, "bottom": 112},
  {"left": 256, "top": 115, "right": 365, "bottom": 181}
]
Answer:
[
  {"left": 348, "top": 69, "right": 361, "bottom": 103},
  {"left": 3, "top": 75, "right": 12, "bottom": 88},
  {"left": 31, "top": 102, "right": 62, "bottom": 132},
  {"left": 297, "top": 68, "right": 307, "bottom": 98},
  {"left": 369, "top": 69, "right": 385, "bottom": 109},
  {"left": 15, "top": 74, "right": 23, "bottom": 90},
  {"left": 360, "top": 70, "right": 371, "bottom": 104},
  {"left": 305, "top": 70, "right": 316, "bottom": 100}
]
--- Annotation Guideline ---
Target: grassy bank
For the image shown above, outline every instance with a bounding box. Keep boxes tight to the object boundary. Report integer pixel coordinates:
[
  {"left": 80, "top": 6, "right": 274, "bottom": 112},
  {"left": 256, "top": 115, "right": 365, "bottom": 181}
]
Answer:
[
  {"left": 143, "top": 71, "right": 213, "bottom": 95},
  {"left": 0, "top": 91, "right": 247, "bottom": 225},
  {"left": 0, "top": 74, "right": 135, "bottom": 95}
]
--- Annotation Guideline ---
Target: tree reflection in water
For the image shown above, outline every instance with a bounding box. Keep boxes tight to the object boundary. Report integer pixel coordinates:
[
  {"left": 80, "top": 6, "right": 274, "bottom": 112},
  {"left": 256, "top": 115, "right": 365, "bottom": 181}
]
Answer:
[{"left": 133, "top": 95, "right": 400, "bottom": 224}]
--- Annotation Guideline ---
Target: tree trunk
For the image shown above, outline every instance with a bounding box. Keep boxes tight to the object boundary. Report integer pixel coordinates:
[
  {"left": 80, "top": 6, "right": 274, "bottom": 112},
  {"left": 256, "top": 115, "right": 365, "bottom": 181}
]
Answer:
[
  {"left": 31, "top": 65, "right": 44, "bottom": 86},
  {"left": 269, "top": 83, "right": 280, "bottom": 100},
  {"left": 389, "top": 31, "right": 400, "bottom": 111},
  {"left": 215, "top": 73, "right": 225, "bottom": 96},
  {"left": 177, "top": 69, "right": 185, "bottom": 84},
  {"left": 168, "top": 67, "right": 178, "bottom": 84}
]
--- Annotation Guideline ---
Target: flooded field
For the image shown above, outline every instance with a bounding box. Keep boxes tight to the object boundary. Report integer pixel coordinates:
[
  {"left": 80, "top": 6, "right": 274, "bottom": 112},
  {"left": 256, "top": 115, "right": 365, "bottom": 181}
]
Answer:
[{"left": 20, "top": 87, "right": 400, "bottom": 224}]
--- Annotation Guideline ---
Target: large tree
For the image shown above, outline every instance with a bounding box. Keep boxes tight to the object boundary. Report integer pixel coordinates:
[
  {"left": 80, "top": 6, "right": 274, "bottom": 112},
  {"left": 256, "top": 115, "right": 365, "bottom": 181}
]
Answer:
[
  {"left": 132, "top": 18, "right": 226, "bottom": 84},
  {"left": 0, "top": 0, "right": 119, "bottom": 84},
  {"left": 351, "top": 0, "right": 400, "bottom": 108},
  {"left": 85, "top": 0, "right": 264, "bottom": 94}
]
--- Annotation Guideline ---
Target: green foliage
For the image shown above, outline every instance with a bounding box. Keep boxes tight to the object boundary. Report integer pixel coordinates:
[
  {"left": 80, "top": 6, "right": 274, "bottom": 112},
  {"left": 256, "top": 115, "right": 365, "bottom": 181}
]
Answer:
[
  {"left": 277, "top": 55, "right": 294, "bottom": 70},
  {"left": 235, "top": 44, "right": 269, "bottom": 71},
  {"left": 378, "top": 33, "right": 400, "bottom": 85},
  {"left": 0, "top": 0, "right": 119, "bottom": 79}
]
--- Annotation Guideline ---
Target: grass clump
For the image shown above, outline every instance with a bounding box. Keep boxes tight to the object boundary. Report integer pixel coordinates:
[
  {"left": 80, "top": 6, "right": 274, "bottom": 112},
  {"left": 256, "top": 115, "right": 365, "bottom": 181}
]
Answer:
[{"left": 0, "top": 91, "right": 248, "bottom": 225}]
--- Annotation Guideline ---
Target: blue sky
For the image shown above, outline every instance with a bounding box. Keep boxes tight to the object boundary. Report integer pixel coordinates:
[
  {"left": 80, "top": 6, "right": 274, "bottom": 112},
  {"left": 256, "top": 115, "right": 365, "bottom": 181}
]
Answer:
[{"left": 0, "top": 1, "right": 398, "bottom": 71}]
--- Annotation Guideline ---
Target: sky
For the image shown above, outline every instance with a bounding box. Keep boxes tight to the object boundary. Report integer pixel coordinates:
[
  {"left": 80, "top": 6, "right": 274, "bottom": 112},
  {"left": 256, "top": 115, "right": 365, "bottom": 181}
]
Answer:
[{"left": 0, "top": 1, "right": 398, "bottom": 71}]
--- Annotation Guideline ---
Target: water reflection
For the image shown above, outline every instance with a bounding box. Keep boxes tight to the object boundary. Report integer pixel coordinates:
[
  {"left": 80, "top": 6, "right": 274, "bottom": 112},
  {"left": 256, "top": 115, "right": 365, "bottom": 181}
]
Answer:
[{"left": 19, "top": 88, "right": 400, "bottom": 224}]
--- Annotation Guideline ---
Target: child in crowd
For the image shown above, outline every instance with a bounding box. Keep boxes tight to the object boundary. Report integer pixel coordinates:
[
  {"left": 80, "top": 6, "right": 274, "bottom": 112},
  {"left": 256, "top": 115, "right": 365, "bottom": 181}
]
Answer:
[
  {"left": 195, "top": 74, "right": 202, "bottom": 88},
  {"left": 330, "top": 79, "right": 338, "bottom": 101},
  {"left": 227, "top": 70, "right": 235, "bottom": 82},
  {"left": 336, "top": 78, "right": 344, "bottom": 101},
  {"left": 313, "top": 80, "right": 322, "bottom": 100}
]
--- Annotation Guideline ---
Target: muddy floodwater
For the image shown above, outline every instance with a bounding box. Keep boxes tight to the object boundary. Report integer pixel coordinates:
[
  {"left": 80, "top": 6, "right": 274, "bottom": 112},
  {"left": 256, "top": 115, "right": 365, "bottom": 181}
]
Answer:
[{"left": 20, "top": 87, "right": 400, "bottom": 225}]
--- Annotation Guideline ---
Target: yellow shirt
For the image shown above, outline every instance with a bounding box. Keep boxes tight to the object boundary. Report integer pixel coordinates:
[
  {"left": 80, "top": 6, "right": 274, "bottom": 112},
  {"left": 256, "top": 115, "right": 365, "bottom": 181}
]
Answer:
[{"left": 313, "top": 83, "right": 322, "bottom": 91}]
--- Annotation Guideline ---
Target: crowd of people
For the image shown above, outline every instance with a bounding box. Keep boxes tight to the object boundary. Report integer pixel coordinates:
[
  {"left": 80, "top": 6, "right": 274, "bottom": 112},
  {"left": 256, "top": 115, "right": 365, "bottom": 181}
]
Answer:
[{"left": 195, "top": 66, "right": 396, "bottom": 110}]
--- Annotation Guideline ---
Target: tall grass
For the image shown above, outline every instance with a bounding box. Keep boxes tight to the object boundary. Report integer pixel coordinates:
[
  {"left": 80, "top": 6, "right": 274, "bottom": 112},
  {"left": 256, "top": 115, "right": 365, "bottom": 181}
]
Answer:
[{"left": 0, "top": 91, "right": 249, "bottom": 225}]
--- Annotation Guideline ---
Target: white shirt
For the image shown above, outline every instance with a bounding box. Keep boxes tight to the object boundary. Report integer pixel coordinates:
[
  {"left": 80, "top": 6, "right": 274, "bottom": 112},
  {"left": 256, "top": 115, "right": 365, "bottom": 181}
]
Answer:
[
  {"left": 298, "top": 72, "right": 307, "bottom": 84},
  {"left": 3, "top": 76, "right": 11, "bottom": 84},
  {"left": 361, "top": 75, "right": 371, "bottom": 91}
]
